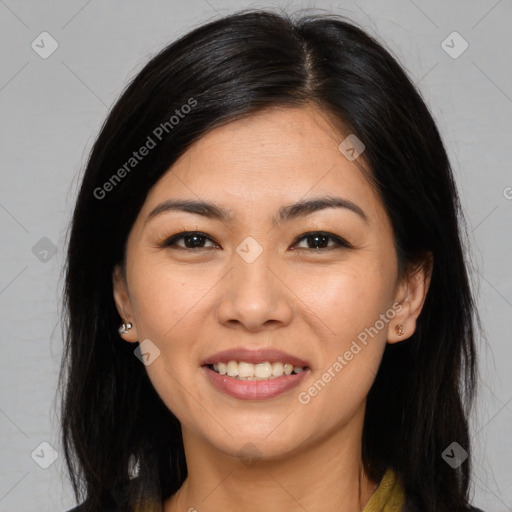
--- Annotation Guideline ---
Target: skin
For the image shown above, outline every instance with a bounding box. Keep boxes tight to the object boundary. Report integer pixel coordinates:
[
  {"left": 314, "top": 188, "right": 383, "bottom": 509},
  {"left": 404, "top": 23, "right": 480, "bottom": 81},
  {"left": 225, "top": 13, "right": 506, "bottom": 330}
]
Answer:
[{"left": 113, "top": 104, "right": 431, "bottom": 512}]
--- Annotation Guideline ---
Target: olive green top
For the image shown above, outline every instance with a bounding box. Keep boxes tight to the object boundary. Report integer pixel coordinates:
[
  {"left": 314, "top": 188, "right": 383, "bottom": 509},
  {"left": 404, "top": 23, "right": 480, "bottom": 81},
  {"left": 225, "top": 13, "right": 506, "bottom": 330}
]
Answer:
[
  {"left": 363, "top": 468, "right": 405, "bottom": 512},
  {"left": 133, "top": 467, "right": 406, "bottom": 512}
]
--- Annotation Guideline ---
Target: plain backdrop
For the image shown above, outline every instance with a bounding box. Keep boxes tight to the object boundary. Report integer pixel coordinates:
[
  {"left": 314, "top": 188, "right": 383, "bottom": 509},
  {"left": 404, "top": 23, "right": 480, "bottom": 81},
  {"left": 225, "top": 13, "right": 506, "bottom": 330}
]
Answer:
[{"left": 0, "top": 1, "right": 511, "bottom": 511}]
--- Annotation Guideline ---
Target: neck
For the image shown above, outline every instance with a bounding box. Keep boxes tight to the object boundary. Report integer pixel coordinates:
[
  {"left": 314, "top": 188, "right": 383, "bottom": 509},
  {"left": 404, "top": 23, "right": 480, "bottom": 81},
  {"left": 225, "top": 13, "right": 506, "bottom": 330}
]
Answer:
[{"left": 164, "top": 408, "right": 377, "bottom": 512}]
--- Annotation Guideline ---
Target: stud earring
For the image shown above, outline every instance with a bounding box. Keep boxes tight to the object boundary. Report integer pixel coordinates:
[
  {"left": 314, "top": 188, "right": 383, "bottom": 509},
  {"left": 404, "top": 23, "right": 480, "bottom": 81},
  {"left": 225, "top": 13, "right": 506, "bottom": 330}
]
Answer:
[
  {"left": 395, "top": 324, "right": 404, "bottom": 336},
  {"left": 118, "top": 322, "right": 133, "bottom": 335}
]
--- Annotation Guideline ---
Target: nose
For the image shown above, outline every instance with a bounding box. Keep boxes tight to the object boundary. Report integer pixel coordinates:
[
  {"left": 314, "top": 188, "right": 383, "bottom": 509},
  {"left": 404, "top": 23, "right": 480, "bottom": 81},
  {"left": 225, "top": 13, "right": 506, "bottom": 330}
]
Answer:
[{"left": 215, "top": 246, "right": 293, "bottom": 332}]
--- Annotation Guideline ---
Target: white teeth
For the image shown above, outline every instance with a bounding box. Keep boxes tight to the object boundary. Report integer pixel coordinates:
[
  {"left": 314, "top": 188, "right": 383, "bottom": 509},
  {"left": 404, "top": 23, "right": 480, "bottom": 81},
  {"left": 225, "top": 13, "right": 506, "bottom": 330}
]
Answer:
[
  {"left": 238, "top": 362, "right": 254, "bottom": 378},
  {"left": 254, "top": 362, "right": 273, "bottom": 379},
  {"left": 226, "top": 361, "right": 239, "bottom": 377},
  {"left": 209, "top": 360, "right": 305, "bottom": 379},
  {"left": 272, "top": 362, "right": 284, "bottom": 377}
]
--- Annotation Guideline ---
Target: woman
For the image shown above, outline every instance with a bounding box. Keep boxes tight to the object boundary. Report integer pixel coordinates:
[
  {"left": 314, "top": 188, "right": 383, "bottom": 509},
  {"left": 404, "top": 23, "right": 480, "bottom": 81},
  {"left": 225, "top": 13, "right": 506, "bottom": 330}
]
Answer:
[{"left": 61, "top": 9, "right": 484, "bottom": 512}]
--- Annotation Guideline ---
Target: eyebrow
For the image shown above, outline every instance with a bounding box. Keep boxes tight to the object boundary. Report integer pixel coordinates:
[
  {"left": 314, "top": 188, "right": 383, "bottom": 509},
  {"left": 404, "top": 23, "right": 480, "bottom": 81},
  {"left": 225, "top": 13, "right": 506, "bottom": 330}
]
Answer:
[{"left": 144, "top": 196, "right": 368, "bottom": 227}]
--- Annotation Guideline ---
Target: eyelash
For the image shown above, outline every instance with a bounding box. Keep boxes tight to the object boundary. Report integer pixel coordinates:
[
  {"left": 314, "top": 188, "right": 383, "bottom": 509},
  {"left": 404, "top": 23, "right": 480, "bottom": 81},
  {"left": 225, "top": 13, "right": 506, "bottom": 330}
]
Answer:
[{"left": 159, "top": 231, "right": 353, "bottom": 252}]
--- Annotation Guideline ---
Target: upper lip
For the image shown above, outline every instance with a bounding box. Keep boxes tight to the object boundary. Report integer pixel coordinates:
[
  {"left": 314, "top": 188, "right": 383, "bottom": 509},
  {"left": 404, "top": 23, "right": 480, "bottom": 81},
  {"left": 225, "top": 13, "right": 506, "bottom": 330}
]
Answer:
[{"left": 201, "top": 348, "right": 310, "bottom": 368}]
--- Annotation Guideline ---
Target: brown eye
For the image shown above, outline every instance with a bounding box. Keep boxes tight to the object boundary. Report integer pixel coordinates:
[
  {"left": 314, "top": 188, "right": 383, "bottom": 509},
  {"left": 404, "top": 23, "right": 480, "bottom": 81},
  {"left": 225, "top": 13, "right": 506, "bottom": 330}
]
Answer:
[
  {"left": 292, "top": 232, "right": 352, "bottom": 250},
  {"left": 162, "top": 231, "right": 219, "bottom": 250}
]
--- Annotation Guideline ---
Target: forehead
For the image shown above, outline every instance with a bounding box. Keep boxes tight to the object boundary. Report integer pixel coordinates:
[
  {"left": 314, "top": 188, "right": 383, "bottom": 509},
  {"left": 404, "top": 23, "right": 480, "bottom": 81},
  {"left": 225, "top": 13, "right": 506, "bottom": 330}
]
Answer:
[
  {"left": 140, "top": 105, "right": 384, "bottom": 224},
  {"left": 181, "top": 104, "right": 349, "bottom": 174}
]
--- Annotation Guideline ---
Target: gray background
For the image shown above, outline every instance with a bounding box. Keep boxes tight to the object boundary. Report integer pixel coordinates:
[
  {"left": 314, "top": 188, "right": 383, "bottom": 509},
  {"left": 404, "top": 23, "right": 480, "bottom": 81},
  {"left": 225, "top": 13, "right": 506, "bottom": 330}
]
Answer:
[{"left": 0, "top": 0, "right": 511, "bottom": 511}]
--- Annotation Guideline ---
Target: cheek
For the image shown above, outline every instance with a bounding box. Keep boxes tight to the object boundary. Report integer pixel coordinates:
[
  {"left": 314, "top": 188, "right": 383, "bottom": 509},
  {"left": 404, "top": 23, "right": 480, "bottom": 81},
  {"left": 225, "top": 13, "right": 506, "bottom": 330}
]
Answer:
[
  {"left": 293, "top": 256, "right": 396, "bottom": 340},
  {"left": 292, "top": 257, "right": 395, "bottom": 406},
  {"left": 127, "top": 255, "right": 218, "bottom": 342},
  {"left": 293, "top": 266, "right": 392, "bottom": 423},
  {"left": 126, "top": 262, "right": 211, "bottom": 417}
]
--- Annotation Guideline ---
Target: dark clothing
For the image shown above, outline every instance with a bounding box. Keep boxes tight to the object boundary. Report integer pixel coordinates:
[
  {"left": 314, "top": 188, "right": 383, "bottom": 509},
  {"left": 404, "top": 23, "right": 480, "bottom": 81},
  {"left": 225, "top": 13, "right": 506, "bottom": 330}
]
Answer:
[
  {"left": 66, "top": 472, "right": 485, "bottom": 512},
  {"left": 67, "top": 490, "right": 485, "bottom": 512}
]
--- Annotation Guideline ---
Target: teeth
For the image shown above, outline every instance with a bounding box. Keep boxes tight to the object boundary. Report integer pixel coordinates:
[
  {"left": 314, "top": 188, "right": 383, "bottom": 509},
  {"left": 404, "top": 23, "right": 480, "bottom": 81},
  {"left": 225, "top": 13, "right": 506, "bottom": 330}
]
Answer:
[
  {"left": 210, "top": 360, "right": 305, "bottom": 379},
  {"left": 272, "top": 362, "right": 284, "bottom": 377},
  {"left": 255, "top": 362, "right": 272, "bottom": 379},
  {"left": 226, "top": 361, "right": 238, "bottom": 377},
  {"left": 239, "top": 362, "right": 254, "bottom": 378}
]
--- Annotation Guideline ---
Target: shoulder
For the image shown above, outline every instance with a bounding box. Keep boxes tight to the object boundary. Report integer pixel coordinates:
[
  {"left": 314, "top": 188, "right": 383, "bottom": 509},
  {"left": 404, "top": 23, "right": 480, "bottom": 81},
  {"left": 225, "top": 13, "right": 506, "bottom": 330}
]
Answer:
[
  {"left": 65, "top": 476, "right": 137, "bottom": 511},
  {"left": 65, "top": 482, "right": 134, "bottom": 512},
  {"left": 403, "top": 502, "right": 485, "bottom": 512},
  {"left": 65, "top": 503, "right": 121, "bottom": 512},
  {"left": 402, "top": 493, "right": 485, "bottom": 512},
  {"left": 65, "top": 501, "right": 128, "bottom": 512},
  {"left": 66, "top": 505, "right": 86, "bottom": 512}
]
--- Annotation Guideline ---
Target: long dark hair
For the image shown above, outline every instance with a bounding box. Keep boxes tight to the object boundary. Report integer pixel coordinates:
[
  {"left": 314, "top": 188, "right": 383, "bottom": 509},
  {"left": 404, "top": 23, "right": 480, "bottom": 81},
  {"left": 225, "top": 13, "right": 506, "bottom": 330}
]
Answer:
[{"left": 59, "top": 8, "right": 479, "bottom": 512}]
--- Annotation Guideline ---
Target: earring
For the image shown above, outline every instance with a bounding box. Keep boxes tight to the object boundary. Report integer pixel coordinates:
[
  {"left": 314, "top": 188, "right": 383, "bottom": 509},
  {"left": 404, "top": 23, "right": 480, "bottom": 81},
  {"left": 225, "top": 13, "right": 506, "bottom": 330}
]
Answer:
[
  {"left": 118, "top": 322, "right": 133, "bottom": 335},
  {"left": 395, "top": 324, "right": 404, "bottom": 336}
]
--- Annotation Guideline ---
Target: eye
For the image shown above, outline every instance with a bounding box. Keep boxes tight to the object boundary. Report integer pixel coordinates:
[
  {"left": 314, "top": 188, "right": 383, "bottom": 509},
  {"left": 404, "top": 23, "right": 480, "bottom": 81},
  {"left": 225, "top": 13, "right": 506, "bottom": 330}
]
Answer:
[
  {"left": 159, "top": 230, "right": 352, "bottom": 251},
  {"left": 161, "top": 231, "right": 219, "bottom": 250},
  {"left": 291, "top": 231, "right": 352, "bottom": 251}
]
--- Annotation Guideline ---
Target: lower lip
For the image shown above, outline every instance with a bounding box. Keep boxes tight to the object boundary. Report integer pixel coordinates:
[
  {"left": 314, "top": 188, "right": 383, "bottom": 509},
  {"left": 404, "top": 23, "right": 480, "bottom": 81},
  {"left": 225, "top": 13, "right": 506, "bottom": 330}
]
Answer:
[{"left": 202, "top": 365, "right": 310, "bottom": 400}]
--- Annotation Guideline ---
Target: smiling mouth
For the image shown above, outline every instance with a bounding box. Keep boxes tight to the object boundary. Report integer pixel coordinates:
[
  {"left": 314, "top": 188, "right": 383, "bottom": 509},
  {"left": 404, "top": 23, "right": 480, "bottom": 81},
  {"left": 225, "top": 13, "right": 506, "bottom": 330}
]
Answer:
[{"left": 204, "top": 361, "right": 308, "bottom": 381}]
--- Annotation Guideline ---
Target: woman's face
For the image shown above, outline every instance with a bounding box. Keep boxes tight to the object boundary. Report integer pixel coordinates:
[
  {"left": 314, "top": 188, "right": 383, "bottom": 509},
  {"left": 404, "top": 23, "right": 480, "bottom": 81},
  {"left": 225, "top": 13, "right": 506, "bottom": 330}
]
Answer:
[{"left": 113, "top": 104, "right": 427, "bottom": 462}]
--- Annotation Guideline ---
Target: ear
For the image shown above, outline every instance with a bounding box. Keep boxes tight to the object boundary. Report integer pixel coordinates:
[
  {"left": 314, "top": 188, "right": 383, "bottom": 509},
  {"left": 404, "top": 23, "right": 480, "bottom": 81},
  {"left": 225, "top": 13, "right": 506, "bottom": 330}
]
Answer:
[
  {"left": 112, "top": 263, "right": 139, "bottom": 343},
  {"left": 387, "top": 253, "right": 433, "bottom": 344}
]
